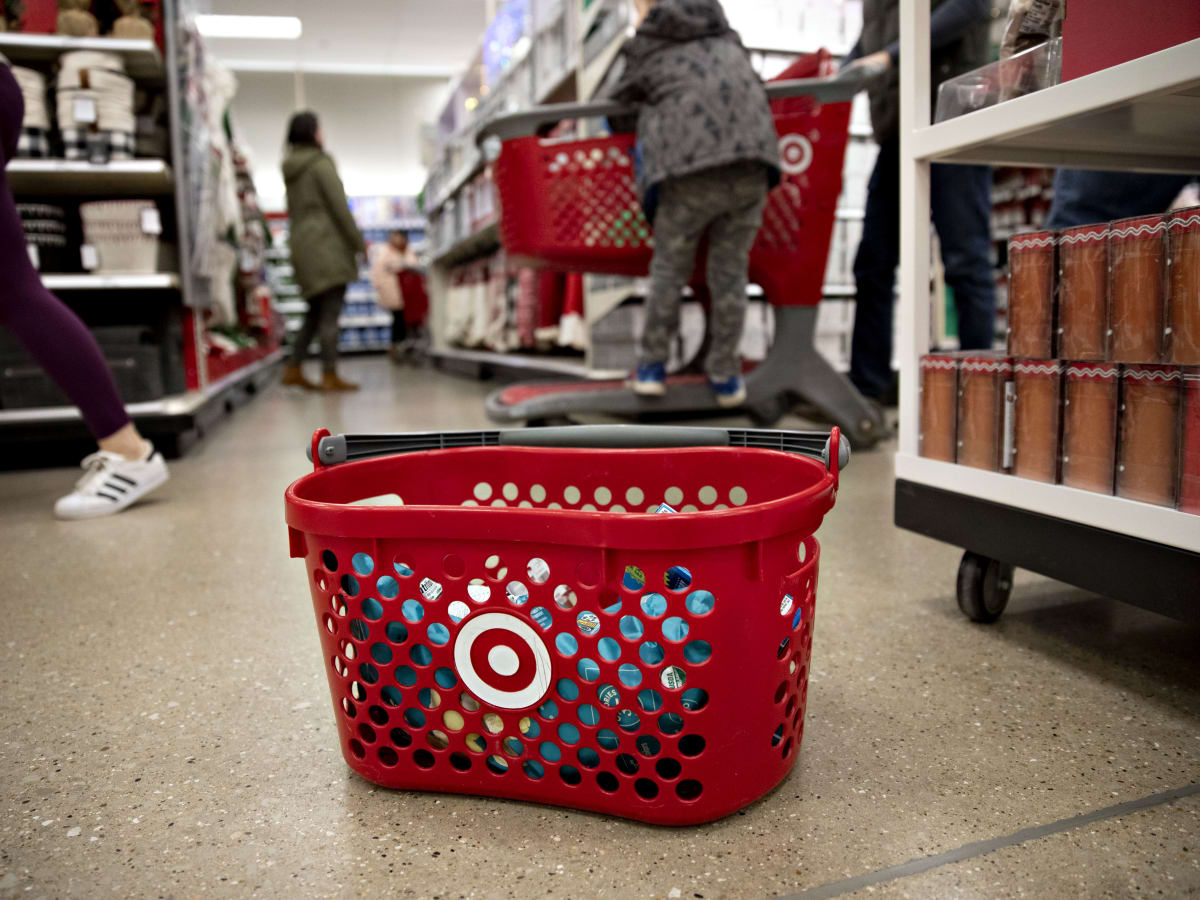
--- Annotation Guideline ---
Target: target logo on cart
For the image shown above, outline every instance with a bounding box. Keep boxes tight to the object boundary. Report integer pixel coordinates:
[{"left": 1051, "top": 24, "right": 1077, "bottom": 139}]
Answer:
[
  {"left": 778, "top": 134, "right": 814, "bottom": 175},
  {"left": 454, "top": 612, "right": 552, "bottom": 710}
]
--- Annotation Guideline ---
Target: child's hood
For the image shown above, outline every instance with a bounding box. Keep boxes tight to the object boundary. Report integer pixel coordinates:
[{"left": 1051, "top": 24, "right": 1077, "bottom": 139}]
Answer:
[{"left": 632, "top": 0, "right": 732, "bottom": 48}]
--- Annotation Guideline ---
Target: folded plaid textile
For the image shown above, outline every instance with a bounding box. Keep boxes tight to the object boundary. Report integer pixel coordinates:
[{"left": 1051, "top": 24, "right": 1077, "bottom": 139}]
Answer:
[
  {"left": 16, "top": 127, "right": 52, "bottom": 159},
  {"left": 61, "top": 128, "right": 136, "bottom": 162}
]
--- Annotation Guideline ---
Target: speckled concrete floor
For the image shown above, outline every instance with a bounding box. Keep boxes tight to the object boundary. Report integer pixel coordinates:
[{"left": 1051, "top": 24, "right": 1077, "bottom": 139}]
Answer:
[{"left": 1, "top": 357, "right": 1197, "bottom": 899}]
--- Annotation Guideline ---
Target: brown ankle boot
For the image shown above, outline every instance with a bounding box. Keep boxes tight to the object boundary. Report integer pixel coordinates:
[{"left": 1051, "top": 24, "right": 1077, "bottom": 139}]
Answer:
[
  {"left": 320, "top": 371, "right": 360, "bottom": 392},
  {"left": 281, "top": 364, "right": 318, "bottom": 390}
]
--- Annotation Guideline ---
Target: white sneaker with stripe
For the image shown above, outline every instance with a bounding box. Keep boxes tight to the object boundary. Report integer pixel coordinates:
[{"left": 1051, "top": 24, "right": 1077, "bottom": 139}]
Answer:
[{"left": 54, "top": 447, "right": 169, "bottom": 520}]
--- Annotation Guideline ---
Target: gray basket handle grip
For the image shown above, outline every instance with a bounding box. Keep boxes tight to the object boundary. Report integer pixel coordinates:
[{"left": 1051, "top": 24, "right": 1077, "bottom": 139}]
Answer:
[{"left": 310, "top": 426, "right": 849, "bottom": 472}]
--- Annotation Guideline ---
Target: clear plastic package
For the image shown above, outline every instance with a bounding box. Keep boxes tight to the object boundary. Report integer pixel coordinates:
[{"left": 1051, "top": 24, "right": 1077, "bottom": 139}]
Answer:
[
  {"left": 1007, "top": 231, "right": 1056, "bottom": 359},
  {"left": 1181, "top": 368, "right": 1200, "bottom": 515},
  {"left": 956, "top": 355, "right": 1013, "bottom": 472},
  {"left": 1165, "top": 207, "right": 1200, "bottom": 365},
  {"left": 1012, "top": 360, "right": 1062, "bottom": 483},
  {"left": 1117, "top": 365, "right": 1182, "bottom": 507},
  {"left": 1109, "top": 214, "right": 1167, "bottom": 364},
  {"left": 919, "top": 354, "right": 959, "bottom": 462},
  {"left": 934, "top": 39, "right": 1062, "bottom": 123},
  {"left": 1057, "top": 223, "right": 1109, "bottom": 361},
  {"left": 1061, "top": 363, "right": 1119, "bottom": 495}
]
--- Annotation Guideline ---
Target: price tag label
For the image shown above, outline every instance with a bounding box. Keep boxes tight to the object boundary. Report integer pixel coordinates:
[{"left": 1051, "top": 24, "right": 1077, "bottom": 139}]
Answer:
[
  {"left": 73, "top": 96, "right": 98, "bottom": 125},
  {"left": 141, "top": 207, "right": 163, "bottom": 235},
  {"left": 81, "top": 244, "right": 99, "bottom": 270},
  {"left": 27, "top": 243, "right": 40, "bottom": 270}
]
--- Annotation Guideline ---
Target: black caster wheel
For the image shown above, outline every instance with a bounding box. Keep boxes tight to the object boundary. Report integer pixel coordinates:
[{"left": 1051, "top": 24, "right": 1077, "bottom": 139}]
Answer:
[{"left": 956, "top": 551, "right": 1014, "bottom": 623}]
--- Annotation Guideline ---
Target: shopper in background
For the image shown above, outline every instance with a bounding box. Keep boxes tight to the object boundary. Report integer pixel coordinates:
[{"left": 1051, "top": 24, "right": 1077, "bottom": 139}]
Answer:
[
  {"left": 844, "top": 0, "right": 994, "bottom": 405},
  {"left": 613, "top": 0, "right": 781, "bottom": 408},
  {"left": 1046, "top": 169, "right": 1195, "bottom": 229},
  {"left": 0, "top": 57, "right": 169, "bottom": 519},
  {"left": 369, "top": 229, "right": 417, "bottom": 363},
  {"left": 280, "top": 111, "right": 365, "bottom": 392}
]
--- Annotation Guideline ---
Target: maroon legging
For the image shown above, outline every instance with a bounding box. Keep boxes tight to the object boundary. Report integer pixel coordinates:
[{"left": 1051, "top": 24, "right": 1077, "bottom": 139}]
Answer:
[{"left": 1, "top": 64, "right": 129, "bottom": 440}]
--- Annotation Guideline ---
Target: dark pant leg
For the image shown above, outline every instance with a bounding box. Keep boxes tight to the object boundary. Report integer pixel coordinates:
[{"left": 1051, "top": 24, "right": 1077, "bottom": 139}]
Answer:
[
  {"left": 1046, "top": 169, "right": 1195, "bottom": 229},
  {"left": 391, "top": 313, "right": 407, "bottom": 345},
  {"left": 640, "top": 178, "right": 710, "bottom": 367},
  {"left": 931, "top": 161, "right": 996, "bottom": 351},
  {"left": 315, "top": 285, "right": 346, "bottom": 373},
  {"left": 849, "top": 137, "right": 901, "bottom": 399},
  {"left": 0, "top": 168, "right": 130, "bottom": 441},
  {"left": 292, "top": 293, "right": 324, "bottom": 366}
]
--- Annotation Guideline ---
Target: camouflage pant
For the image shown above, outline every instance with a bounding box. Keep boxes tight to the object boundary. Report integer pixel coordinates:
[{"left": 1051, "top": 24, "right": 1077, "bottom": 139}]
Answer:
[{"left": 640, "top": 162, "right": 768, "bottom": 381}]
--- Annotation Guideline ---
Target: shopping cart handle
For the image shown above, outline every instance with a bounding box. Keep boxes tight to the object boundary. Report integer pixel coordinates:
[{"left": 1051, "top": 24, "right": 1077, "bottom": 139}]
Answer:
[
  {"left": 308, "top": 426, "right": 849, "bottom": 473},
  {"left": 476, "top": 69, "right": 871, "bottom": 147}
]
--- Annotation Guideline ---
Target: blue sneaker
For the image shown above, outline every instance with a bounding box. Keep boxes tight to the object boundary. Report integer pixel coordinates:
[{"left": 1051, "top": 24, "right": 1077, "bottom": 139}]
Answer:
[
  {"left": 709, "top": 375, "right": 746, "bottom": 408},
  {"left": 630, "top": 362, "right": 666, "bottom": 396}
]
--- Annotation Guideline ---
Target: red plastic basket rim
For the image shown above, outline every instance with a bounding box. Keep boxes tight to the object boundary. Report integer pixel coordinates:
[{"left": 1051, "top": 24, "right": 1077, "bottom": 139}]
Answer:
[{"left": 285, "top": 446, "right": 837, "bottom": 551}]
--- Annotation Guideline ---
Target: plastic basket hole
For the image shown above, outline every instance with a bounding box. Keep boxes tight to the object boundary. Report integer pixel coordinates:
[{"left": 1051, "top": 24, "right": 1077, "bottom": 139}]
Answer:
[
  {"left": 798, "top": 540, "right": 810, "bottom": 564},
  {"left": 698, "top": 485, "right": 718, "bottom": 506},
  {"left": 679, "top": 735, "right": 705, "bottom": 757},
  {"left": 435, "top": 667, "right": 457, "bottom": 689},
  {"left": 349, "top": 738, "right": 366, "bottom": 759},
  {"left": 540, "top": 741, "right": 562, "bottom": 763},
  {"left": 640, "top": 642, "right": 665, "bottom": 666},
  {"left": 596, "top": 683, "right": 621, "bottom": 708},
  {"left": 658, "top": 712, "right": 684, "bottom": 736},
  {"left": 381, "top": 685, "right": 402, "bottom": 707},
  {"left": 655, "top": 757, "right": 681, "bottom": 780},
  {"left": 596, "top": 637, "right": 620, "bottom": 662},
  {"left": 664, "top": 486, "right": 684, "bottom": 507},
  {"left": 323, "top": 613, "right": 336, "bottom": 634},
  {"left": 440, "top": 555, "right": 465, "bottom": 579},
  {"left": 361, "top": 598, "right": 384, "bottom": 621},
  {"left": 530, "top": 484, "right": 547, "bottom": 504},
  {"left": 682, "top": 640, "right": 711, "bottom": 665},
  {"left": 523, "top": 760, "right": 545, "bottom": 780},
  {"left": 662, "top": 617, "right": 689, "bottom": 643},
  {"left": 427, "top": 623, "right": 450, "bottom": 646},
  {"left": 369, "top": 642, "right": 393, "bottom": 664},
  {"left": 330, "top": 594, "right": 346, "bottom": 617},
  {"left": 501, "top": 735, "right": 524, "bottom": 757},
  {"left": 782, "top": 737, "right": 794, "bottom": 758},
  {"left": 339, "top": 639, "right": 357, "bottom": 660},
  {"left": 625, "top": 486, "right": 644, "bottom": 506},
  {"left": 785, "top": 695, "right": 797, "bottom": 717},
  {"left": 676, "top": 779, "right": 703, "bottom": 800},
  {"left": 770, "top": 723, "right": 784, "bottom": 747},
  {"left": 537, "top": 699, "right": 558, "bottom": 720},
  {"left": 315, "top": 571, "right": 329, "bottom": 592},
  {"left": 467, "top": 581, "right": 492, "bottom": 604},
  {"left": 483, "top": 713, "right": 505, "bottom": 734},
  {"left": 616, "top": 753, "right": 640, "bottom": 775},
  {"left": 634, "top": 778, "right": 659, "bottom": 800},
  {"left": 780, "top": 593, "right": 795, "bottom": 617},
  {"left": 578, "top": 747, "right": 600, "bottom": 768},
  {"left": 350, "top": 680, "right": 367, "bottom": 701},
  {"left": 578, "top": 699, "right": 602, "bottom": 724},
  {"left": 581, "top": 504, "right": 597, "bottom": 512},
  {"left": 685, "top": 590, "right": 715, "bottom": 616},
  {"left": 610, "top": 505, "right": 627, "bottom": 513},
  {"left": 427, "top": 730, "right": 450, "bottom": 751},
  {"left": 322, "top": 550, "right": 339, "bottom": 572},
  {"left": 595, "top": 771, "right": 619, "bottom": 793},
  {"left": 574, "top": 610, "right": 599, "bottom": 636},
  {"left": 777, "top": 637, "right": 791, "bottom": 660},
  {"left": 729, "top": 486, "right": 749, "bottom": 506},
  {"left": 398, "top": 599, "right": 424, "bottom": 625},
  {"left": 447, "top": 601, "right": 471, "bottom": 624},
  {"left": 616, "top": 663, "right": 642, "bottom": 687},
  {"left": 505, "top": 581, "right": 530, "bottom": 606},
  {"left": 341, "top": 574, "right": 360, "bottom": 596},
  {"left": 378, "top": 746, "right": 399, "bottom": 767},
  {"left": 390, "top": 727, "right": 413, "bottom": 748},
  {"left": 556, "top": 679, "right": 580, "bottom": 702},
  {"left": 574, "top": 655, "right": 599, "bottom": 680},
  {"left": 554, "top": 585, "right": 578, "bottom": 610},
  {"left": 486, "top": 754, "right": 509, "bottom": 774},
  {"left": 465, "top": 733, "right": 486, "bottom": 753},
  {"left": 442, "top": 709, "right": 464, "bottom": 731},
  {"left": 622, "top": 565, "right": 646, "bottom": 592},
  {"left": 350, "top": 553, "right": 374, "bottom": 577},
  {"left": 342, "top": 697, "right": 356, "bottom": 718},
  {"left": 601, "top": 591, "right": 622, "bottom": 615},
  {"left": 358, "top": 723, "right": 377, "bottom": 744},
  {"left": 596, "top": 728, "right": 620, "bottom": 751},
  {"left": 557, "top": 720, "right": 582, "bottom": 744},
  {"left": 332, "top": 656, "right": 349, "bottom": 678},
  {"left": 393, "top": 559, "right": 414, "bottom": 577},
  {"left": 560, "top": 765, "right": 582, "bottom": 786},
  {"left": 404, "top": 708, "right": 426, "bottom": 728},
  {"left": 635, "top": 688, "right": 662, "bottom": 713},
  {"left": 527, "top": 558, "right": 550, "bottom": 584},
  {"left": 593, "top": 486, "right": 612, "bottom": 507},
  {"left": 385, "top": 621, "right": 408, "bottom": 644},
  {"left": 563, "top": 485, "right": 581, "bottom": 505},
  {"left": 439, "top": 750, "right": 468, "bottom": 773},
  {"left": 473, "top": 482, "right": 493, "bottom": 502},
  {"left": 639, "top": 594, "right": 667, "bottom": 619},
  {"left": 617, "top": 709, "right": 641, "bottom": 732},
  {"left": 368, "top": 705, "right": 389, "bottom": 726},
  {"left": 409, "top": 644, "right": 433, "bottom": 666},
  {"left": 395, "top": 665, "right": 418, "bottom": 687},
  {"left": 502, "top": 482, "right": 519, "bottom": 502},
  {"left": 413, "top": 749, "right": 435, "bottom": 769},
  {"left": 775, "top": 681, "right": 787, "bottom": 704},
  {"left": 789, "top": 658, "right": 798, "bottom": 676},
  {"left": 792, "top": 607, "right": 804, "bottom": 631},
  {"left": 418, "top": 688, "right": 441, "bottom": 710},
  {"left": 459, "top": 691, "right": 481, "bottom": 712}
]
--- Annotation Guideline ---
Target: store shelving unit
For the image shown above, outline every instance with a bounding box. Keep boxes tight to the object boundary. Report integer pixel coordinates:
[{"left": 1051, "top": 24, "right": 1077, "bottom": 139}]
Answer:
[
  {"left": 40, "top": 273, "right": 181, "bottom": 291},
  {"left": 894, "top": 11, "right": 1200, "bottom": 621},
  {"left": 0, "top": 32, "right": 164, "bottom": 80},
  {"left": 6, "top": 159, "right": 176, "bottom": 195}
]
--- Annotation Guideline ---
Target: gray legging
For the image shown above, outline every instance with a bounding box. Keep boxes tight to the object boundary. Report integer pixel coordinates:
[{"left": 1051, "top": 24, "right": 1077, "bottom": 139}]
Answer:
[{"left": 292, "top": 284, "right": 345, "bottom": 373}]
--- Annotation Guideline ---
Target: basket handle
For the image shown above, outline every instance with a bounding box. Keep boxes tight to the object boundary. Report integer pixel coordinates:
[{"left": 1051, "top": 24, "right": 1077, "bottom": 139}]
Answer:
[
  {"left": 476, "top": 67, "right": 877, "bottom": 147},
  {"left": 308, "top": 425, "right": 849, "bottom": 473}
]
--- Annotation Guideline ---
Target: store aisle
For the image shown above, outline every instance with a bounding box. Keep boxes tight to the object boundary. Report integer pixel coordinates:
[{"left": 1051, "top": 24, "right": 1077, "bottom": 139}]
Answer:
[{"left": 0, "top": 358, "right": 1196, "bottom": 899}]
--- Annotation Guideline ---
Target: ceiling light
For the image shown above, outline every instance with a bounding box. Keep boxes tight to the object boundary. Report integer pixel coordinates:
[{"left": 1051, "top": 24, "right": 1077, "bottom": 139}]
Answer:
[{"left": 194, "top": 15, "right": 303, "bottom": 40}]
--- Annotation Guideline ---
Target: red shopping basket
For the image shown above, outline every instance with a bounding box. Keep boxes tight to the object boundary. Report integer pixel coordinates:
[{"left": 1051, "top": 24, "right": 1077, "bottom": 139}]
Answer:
[
  {"left": 490, "top": 51, "right": 852, "bottom": 307},
  {"left": 285, "top": 425, "right": 846, "bottom": 826}
]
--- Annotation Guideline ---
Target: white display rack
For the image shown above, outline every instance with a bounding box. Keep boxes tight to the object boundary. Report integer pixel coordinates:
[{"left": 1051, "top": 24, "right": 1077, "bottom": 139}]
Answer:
[
  {"left": 0, "top": 33, "right": 163, "bottom": 81},
  {"left": 6, "top": 160, "right": 174, "bottom": 196},
  {"left": 41, "top": 273, "right": 180, "bottom": 291},
  {"left": 895, "top": 10, "right": 1199, "bottom": 619}
]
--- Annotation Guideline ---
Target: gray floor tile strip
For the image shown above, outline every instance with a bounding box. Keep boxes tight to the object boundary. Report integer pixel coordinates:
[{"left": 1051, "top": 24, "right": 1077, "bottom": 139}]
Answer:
[{"left": 784, "top": 782, "right": 1200, "bottom": 900}]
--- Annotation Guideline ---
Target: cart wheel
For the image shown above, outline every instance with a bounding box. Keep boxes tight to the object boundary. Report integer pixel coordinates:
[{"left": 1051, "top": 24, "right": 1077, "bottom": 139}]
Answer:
[
  {"left": 747, "top": 395, "right": 790, "bottom": 428},
  {"left": 956, "top": 551, "right": 1014, "bottom": 623}
]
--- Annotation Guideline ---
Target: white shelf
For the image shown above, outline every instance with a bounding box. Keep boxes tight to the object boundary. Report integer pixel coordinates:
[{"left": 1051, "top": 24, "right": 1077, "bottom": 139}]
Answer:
[
  {"left": 912, "top": 37, "right": 1200, "bottom": 173},
  {"left": 42, "top": 273, "right": 180, "bottom": 290},
  {"left": 896, "top": 455, "right": 1200, "bottom": 554},
  {"left": 339, "top": 314, "right": 393, "bottom": 328},
  {"left": 0, "top": 33, "right": 163, "bottom": 81},
  {"left": 7, "top": 159, "right": 174, "bottom": 196}
]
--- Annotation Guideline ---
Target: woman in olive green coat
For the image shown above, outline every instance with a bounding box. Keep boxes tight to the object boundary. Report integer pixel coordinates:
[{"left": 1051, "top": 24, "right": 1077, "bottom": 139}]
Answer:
[{"left": 280, "top": 111, "right": 366, "bottom": 392}]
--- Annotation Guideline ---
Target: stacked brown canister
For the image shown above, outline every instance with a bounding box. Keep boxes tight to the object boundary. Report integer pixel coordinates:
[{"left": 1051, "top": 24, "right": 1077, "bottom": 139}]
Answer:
[{"left": 919, "top": 206, "right": 1199, "bottom": 516}]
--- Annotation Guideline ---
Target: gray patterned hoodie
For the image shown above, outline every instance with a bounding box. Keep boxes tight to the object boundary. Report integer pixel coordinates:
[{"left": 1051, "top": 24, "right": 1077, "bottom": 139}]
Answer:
[{"left": 609, "top": 0, "right": 781, "bottom": 222}]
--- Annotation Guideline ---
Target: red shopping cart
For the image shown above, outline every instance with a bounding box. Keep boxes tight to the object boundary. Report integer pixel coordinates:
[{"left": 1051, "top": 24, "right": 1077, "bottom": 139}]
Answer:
[
  {"left": 287, "top": 424, "right": 847, "bottom": 825},
  {"left": 475, "top": 53, "right": 886, "bottom": 448}
]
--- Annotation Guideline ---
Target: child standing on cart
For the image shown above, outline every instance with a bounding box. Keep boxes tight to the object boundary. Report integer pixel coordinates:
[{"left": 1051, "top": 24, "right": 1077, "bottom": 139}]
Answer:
[{"left": 612, "top": 0, "right": 780, "bottom": 407}]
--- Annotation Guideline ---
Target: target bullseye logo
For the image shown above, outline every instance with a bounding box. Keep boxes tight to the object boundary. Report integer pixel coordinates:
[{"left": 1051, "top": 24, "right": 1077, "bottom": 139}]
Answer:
[
  {"left": 778, "top": 134, "right": 813, "bottom": 175},
  {"left": 454, "top": 612, "right": 552, "bottom": 710}
]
